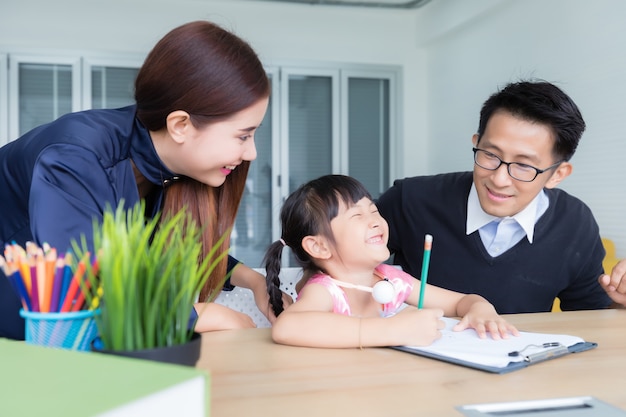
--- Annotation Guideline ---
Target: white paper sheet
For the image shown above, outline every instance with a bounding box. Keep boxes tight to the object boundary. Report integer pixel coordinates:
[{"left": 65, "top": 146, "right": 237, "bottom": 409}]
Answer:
[{"left": 403, "top": 317, "right": 584, "bottom": 368}]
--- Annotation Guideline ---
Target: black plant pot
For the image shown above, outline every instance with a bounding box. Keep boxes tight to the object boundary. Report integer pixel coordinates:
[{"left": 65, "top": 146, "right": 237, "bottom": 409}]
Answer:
[{"left": 91, "top": 332, "right": 202, "bottom": 367}]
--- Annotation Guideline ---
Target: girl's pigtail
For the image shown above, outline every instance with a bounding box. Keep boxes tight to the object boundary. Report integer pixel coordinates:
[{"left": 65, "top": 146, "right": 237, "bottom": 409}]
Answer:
[{"left": 264, "top": 240, "right": 286, "bottom": 317}]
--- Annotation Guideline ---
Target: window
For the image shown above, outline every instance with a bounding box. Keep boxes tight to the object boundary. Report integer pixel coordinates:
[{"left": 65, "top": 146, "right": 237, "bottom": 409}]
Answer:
[
  {"left": 8, "top": 55, "right": 81, "bottom": 140},
  {"left": 344, "top": 72, "right": 394, "bottom": 198},
  {"left": 82, "top": 58, "right": 141, "bottom": 110},
  {"left": 231, "top": 65, "right": 399, "bottom": 267}
]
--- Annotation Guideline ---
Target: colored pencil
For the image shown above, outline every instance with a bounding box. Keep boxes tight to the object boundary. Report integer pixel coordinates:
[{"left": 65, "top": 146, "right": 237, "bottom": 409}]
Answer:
[
  {"left": 0, "top": 256, "right": 16, "bottom": 292},
  {"left": 43, "top": 248, "right": 57, "bottom": 312},
  {"left": 50, "top": 258, "right": 65, "bottom": 312},
  {"left": 9, "top": 243, "right": 31, "bottom": 293},
  {"left": 60, "top": 253, "right": 89, "bottom": 313},
  {"left": 36, "top": 249, "right": 49, "bottom": 312},
  {"left": 18, "top": 256, "right": 32, "bottom": 294},
  {"left": 1, "top": 257, "right": 31, "bottom": 311},
  {"left": 30, "top": 267, "right": 40, "bottom": 312},
  {"left": 12, "top": 270, "right": 32, "bottom": 311},
  {"left": 71, "top": 258, "right": 99, "bottom": 312},
  {"left": 59, "top": 253, "right": 73, "bottom": 308},
  {"left": 2, "top": 243, "right": 97, "bottom": 314}
]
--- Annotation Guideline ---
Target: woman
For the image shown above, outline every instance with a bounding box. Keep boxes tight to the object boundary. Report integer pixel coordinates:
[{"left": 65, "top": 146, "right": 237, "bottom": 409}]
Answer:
[{"left": 0, "top": 20, "right": 290, "bottom": 339}]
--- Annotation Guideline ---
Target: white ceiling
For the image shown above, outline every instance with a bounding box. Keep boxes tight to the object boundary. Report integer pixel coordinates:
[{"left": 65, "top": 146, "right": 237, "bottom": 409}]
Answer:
[{"left": 244, "top": 0, "right": 432, "bottom": 9}]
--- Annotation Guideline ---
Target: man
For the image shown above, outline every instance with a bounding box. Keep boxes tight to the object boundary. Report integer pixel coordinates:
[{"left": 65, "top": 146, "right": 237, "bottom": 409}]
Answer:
[{"left": 377, "top": 80, "right": 626, "bottom": 313}]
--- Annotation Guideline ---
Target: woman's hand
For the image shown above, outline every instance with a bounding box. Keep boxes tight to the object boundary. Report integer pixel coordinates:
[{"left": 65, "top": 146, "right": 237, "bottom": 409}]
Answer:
[
  {"left": 193, "top": 302, "right": 256, "bottom": 332},
  {"left": 253, "top": 284, "right": 293, "bottom": 324},
  {"left": 230, "top": 263, "right": 294, "bottom": 324}
]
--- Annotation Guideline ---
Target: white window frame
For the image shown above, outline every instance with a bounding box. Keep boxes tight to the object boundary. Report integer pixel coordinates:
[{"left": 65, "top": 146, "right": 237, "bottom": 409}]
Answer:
[
  {"left": 8, "top": 54, "right": 81, "bottom": 140},
  {"left": 264, "top": 66, "right": 283, "bottom": 241},
  {"left": 278, "top": 66, "right": 340, "bottom": 197},
  {"left": 81, "top": 56, "right": 143, "bottom": 110},
  {"left": 341, "top": 66, "right": 402, "bottom": 189}
]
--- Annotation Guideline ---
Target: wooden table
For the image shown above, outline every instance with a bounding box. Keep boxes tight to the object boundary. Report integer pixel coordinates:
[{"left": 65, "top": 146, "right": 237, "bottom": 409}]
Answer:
[{"left": 197, "top": 309, "right": 626, "bottom": 416}]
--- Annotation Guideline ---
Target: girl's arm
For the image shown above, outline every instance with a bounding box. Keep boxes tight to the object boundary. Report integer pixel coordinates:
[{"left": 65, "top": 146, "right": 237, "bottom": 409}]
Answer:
[{"left": 272, "top": 284, "right": 445, "bottom": 348}]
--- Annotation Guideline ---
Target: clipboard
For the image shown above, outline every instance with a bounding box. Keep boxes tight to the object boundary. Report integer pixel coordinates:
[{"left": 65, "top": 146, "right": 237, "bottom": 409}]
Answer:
[
  {"left": 392, "top": 341, "right": 597, "bottom": 374},
  {"left": 390, "top": 317, "right": 597, "bottom": 374}
]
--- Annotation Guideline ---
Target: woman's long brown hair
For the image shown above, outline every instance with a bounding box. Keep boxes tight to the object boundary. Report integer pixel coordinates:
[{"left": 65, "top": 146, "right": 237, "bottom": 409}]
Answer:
[{"left": 161, "top": 162, "right": 249, "bottom": 301}]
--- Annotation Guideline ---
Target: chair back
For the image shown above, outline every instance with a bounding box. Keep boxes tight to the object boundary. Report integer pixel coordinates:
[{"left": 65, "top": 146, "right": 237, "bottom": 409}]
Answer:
[{"left": 213, "top": 267, "right": 303, "bottom": 327}]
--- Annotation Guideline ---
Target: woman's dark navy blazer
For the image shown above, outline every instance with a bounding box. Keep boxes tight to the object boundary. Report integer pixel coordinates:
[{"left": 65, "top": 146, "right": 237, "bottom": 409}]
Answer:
[{"left": 0, "top": 105, "right": 236, "bottom": 339}]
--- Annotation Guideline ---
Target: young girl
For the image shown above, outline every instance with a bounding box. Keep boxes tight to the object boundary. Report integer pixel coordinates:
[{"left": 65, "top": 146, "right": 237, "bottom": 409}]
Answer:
[{"left": 264, "top": 175, "right": 518, "bottom": 348}]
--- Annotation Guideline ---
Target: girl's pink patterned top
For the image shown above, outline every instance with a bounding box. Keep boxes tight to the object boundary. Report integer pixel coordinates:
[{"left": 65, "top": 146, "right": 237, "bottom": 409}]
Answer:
[{"left": 303, "top": 263, "right": 414, "bottom": 316}]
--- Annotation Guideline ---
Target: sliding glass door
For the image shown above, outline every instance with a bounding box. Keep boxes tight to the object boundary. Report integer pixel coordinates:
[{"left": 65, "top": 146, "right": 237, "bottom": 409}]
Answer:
[{"left": 230, "top": 67, "right": 398, "bottom": 267}]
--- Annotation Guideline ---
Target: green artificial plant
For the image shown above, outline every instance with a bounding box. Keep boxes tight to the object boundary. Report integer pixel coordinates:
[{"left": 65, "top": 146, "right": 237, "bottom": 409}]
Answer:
[{"left": 73, "top": 201, "right": 228, "bottom": 352}]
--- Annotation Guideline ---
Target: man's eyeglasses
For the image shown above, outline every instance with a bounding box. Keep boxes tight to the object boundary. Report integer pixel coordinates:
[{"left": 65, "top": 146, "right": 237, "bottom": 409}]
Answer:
[{"left": 472, "top": 148, "right": 563, "bottom": 182}]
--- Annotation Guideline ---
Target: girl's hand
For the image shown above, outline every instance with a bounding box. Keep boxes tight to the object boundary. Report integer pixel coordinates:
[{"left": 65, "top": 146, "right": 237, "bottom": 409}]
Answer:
[
  {"left": 453, "top": 302, "right": 519, "bottom": 339},
  {"left": 389, "top": 306, "right": 446, "bottom": 346}
]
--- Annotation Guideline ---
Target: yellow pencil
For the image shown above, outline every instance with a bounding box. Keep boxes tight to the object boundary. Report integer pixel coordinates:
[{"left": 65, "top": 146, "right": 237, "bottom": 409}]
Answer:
[
  {"left": 42, "top": 248, "right": 57, "bottom": 313},
  {"left": 12, "top": 244, "right": 32, "bottom": 293}
]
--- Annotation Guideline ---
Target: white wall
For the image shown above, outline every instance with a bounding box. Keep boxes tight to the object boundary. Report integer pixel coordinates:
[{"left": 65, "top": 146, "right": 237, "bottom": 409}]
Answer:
[
  {"left": 1, "top": 0, "right": 623, "bottom": 257},
  {"left": 418, "top": 0, "right": 626, "bottom": 258},
  {"left": 0, "top": 0, "right": 426, "bottom": 177}
]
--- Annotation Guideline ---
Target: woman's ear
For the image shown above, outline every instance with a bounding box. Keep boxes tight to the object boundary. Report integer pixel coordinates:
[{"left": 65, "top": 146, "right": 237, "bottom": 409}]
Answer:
[
  {"left": 166, "top": 110, "right": 193, "bottom": 144},
  {"left": 301, "top": 235, "right": 331, "bottom": 260}
]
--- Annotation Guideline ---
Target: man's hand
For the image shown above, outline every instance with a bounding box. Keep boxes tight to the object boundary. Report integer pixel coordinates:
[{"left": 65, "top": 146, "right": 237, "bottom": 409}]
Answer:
[{"left": 598, "top": 260, "right": 626, "bottom": 307}]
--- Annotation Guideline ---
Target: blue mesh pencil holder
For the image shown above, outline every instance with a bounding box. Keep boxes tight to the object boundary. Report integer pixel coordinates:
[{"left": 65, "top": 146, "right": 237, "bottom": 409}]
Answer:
[{"left": 19, "top": 309, "right": 100, "bottom": 351}]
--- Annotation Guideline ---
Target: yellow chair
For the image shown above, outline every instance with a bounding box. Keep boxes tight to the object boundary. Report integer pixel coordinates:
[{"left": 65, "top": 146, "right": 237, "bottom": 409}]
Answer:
[
  {"left": 552, "top": 237, "right": 619, "bottom": 312},
  {"left": 602, "top": 237, "right": 620, "bottom": 273}
]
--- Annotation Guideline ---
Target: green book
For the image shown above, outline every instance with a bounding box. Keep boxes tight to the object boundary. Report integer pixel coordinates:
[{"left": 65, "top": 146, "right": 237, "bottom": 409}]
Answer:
[{"left": 0, "top": 339, "right": 209, "bottom": 417}]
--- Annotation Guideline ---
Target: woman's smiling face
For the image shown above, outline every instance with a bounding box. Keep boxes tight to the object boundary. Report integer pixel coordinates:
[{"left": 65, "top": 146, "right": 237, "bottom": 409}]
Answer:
[{"left": 168, "top": 97, "right": 268, "bottom": 187}]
